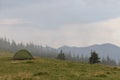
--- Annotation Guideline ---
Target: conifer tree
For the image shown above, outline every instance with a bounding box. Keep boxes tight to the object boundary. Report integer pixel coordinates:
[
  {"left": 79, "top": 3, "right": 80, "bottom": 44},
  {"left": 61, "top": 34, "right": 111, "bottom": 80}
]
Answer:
[
  {"left": 89, "top": 51, "right": 100, "bottom": 64},
  {"left": 57, "top": 50, "right": 65, "bottom": 60}
]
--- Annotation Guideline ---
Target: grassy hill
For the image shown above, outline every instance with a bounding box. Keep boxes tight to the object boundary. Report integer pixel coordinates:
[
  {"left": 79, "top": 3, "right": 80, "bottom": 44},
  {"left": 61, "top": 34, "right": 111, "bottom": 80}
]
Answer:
[{"left": 0, "top": 50, "right": 120, "bottom": 80}]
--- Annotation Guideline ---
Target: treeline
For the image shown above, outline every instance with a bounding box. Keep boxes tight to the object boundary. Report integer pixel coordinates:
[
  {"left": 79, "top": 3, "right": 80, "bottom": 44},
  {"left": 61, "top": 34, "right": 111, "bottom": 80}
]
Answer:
[
  {"left": 58, "top": 50, "right": 119, "bottom": 66},
  {"left": 0, "top": 37, "right": 119, "bottom": 66},
  {"left": 0, "top": 38, "right": 58, "bottom": 58}
]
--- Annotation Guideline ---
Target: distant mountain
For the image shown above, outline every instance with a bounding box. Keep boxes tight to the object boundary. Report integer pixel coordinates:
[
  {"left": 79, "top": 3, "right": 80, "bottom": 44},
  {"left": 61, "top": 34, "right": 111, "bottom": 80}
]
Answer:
[{"left": 58, "top": 43, "right": 120, "bottom": 62}]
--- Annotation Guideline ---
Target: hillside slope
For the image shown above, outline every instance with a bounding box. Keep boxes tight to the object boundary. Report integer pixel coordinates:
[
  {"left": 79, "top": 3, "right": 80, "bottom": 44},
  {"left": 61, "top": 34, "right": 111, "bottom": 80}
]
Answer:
[{"left": 0, "top": 51, "right": 120, "bottom": 80}]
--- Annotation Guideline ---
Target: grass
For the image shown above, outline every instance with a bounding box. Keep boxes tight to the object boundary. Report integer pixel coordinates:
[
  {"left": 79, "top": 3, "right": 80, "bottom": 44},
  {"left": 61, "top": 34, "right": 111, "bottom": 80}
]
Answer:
[{"left": 0, "top": 50, "right": 120, "bottom": 80}]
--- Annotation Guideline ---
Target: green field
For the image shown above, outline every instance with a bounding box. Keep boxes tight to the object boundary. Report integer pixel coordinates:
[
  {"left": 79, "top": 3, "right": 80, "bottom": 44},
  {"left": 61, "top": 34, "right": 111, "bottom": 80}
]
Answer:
[{"left": 0, "top": 50, "right": 120, "bottom": 80}]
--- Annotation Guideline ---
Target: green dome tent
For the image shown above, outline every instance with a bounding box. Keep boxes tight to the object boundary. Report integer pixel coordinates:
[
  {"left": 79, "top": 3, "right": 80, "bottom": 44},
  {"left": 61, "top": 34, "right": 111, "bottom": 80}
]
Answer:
[{"left": 13, "top": 49, "right": 33, "bottom": 60}]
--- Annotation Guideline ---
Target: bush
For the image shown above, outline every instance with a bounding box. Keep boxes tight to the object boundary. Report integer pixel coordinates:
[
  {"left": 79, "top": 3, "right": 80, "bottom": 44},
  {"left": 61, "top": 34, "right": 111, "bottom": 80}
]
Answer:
[
  {"left": 33, "top": 72, "right": 48, "bottom": 76},
  {"left": 95, "top": 74, "right": 107, "bottom": 78},
  {"left": 25, "top": 61, "right": 34, "bottom": 64},
  {"left": 106, "top": 72, "right": 111, "bottom": 74}
]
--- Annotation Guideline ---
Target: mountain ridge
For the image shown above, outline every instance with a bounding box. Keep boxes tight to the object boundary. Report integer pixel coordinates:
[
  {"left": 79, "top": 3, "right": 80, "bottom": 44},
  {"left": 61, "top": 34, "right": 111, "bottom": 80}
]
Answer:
[{"left": 58, "top": 43, "right": 120, "bottom": 62}]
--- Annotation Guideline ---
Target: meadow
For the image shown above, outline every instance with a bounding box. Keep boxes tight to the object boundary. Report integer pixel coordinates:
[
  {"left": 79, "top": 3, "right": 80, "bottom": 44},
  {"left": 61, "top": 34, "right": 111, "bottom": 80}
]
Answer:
[{"left": 0, "top": 50, "right": 120, "bottom": 80}]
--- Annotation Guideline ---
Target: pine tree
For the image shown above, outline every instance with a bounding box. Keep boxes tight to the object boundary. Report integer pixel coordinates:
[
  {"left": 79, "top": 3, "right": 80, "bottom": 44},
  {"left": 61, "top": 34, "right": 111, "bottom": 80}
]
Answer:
[
  {"left": 57, "top": 50, "right": 65, "bottom": 60},
  {"left": 101, "top": 56, "right": 117, "bottom": 66},
  {"left": 89, "top": 51, "right": 100, "bottom": 64}
]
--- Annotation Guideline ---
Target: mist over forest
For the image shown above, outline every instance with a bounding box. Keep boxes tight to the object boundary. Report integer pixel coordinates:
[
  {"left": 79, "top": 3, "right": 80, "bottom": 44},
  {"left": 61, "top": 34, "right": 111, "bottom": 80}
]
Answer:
[{"left": 0, "top": 37, "right": 119, "bottom": 66}]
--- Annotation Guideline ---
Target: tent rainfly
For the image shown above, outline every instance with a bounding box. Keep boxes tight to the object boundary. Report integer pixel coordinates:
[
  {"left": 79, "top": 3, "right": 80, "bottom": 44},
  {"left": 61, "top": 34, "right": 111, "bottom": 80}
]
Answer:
[{"left": 13, "top": 49, "right": 33, "bottom": 60}]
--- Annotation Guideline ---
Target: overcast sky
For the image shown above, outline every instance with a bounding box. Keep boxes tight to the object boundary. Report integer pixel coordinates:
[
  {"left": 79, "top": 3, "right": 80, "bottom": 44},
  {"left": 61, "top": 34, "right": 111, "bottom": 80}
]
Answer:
[{"left": 0, "top": 0, "right": 120, "bottom": 48}]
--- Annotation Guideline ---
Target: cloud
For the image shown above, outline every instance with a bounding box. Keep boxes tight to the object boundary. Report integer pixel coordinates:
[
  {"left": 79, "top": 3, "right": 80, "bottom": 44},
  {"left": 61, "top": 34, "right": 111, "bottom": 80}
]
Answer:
[
  {"left": 0, "top": 18, "right": 29, "bottom": 25},
  {"left": 0, "top": 17, "right": 120, "bottom": 48},
  {"left": 1, "top": 0, "right": 120, "bottom": 28},
  {"left": 1, "top": 0, "right": 120, "bottom": 47}
]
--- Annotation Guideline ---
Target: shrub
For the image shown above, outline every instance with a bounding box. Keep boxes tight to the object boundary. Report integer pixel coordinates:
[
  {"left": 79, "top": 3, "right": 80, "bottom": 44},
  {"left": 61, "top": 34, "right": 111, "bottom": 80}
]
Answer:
[
  {"left": 33, "top": 72, "right": 48, "bottom": 76},
  {"left": 95, "top": 74, "right": 107, "bottom": 78}
]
